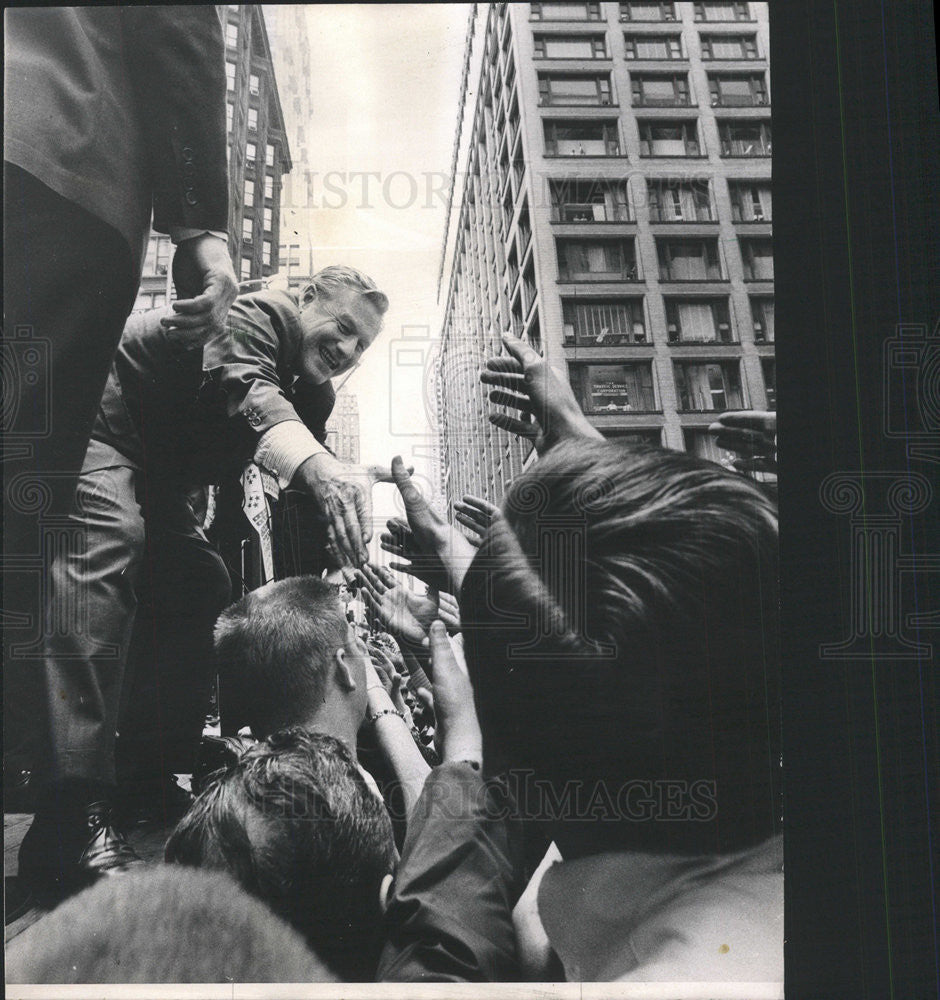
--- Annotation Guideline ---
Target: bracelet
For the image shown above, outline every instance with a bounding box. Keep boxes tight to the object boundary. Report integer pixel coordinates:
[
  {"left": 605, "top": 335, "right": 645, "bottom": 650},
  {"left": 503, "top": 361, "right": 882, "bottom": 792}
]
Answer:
[{"left": 367, "top": 708, "right": 406, "bottom": 725}]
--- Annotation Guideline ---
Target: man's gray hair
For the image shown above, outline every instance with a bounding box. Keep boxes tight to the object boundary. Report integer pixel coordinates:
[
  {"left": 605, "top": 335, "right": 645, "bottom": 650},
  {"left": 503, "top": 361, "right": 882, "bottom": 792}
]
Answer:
[{"left": 302, "top": 265, "right": 389, "bottom": 316}]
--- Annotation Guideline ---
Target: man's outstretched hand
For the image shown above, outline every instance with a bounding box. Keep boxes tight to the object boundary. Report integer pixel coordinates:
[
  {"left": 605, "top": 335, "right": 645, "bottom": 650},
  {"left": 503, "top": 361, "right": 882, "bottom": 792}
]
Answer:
[
  {"left": 481, "top": 334, "right": 603, "bottom": 456},
  {"left": 293, "top": 452, "right": 397, "bottom": 567},
  {"left": 453, "top": 494, "right": 501, "bottom": 548},
  {"left": 163, "top": 234, "right": 238, "bottom": 348},
  {"left": 708, "top": 410, "right": 777, "bottom": 474},
  {"left": 380, "top": 456, "right": 477, "bottom": 595}
]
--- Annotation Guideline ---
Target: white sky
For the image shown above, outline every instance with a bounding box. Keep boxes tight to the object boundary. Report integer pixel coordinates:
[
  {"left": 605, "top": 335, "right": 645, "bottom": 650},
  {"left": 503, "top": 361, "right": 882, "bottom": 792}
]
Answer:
[{"left": 266, "top": 4, "right": 473, "bottom": 545}]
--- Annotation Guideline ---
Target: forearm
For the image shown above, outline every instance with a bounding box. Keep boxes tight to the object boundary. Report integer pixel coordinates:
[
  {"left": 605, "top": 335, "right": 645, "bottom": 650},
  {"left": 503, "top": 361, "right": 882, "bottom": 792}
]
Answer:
[{"left": 369, "top": 713, "right": 431, "bottom": 817}]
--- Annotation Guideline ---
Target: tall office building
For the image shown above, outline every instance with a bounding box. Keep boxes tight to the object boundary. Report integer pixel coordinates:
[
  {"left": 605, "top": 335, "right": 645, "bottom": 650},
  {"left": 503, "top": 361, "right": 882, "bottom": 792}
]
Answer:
[
  {"left": 438, "top": 0, "right": 773, "bottom": 510},
  {"left": 265, "top": 6, "right": 318, "bottom": 290},
  {"left": 132, "top": 5, "right": 292, "bottom": 313},
  {"left": 325, "top": 390, "right": 361, "bottom": 464}
]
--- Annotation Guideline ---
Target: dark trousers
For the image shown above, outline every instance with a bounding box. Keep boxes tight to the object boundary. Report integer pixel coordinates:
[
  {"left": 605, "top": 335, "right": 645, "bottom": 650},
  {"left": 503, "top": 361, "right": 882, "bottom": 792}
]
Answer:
[
  {"left": 3, "top": 164, "right": 139, "bottom": 774},
  {"left": 40, "top": 440, "right": 232, "bottom": 791}
]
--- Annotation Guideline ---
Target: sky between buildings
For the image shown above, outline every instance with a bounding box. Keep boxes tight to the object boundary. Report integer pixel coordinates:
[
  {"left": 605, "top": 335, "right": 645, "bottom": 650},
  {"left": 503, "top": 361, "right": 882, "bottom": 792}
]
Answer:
[{"left": 265, "top": 4, "right": 473, "bottom": 544}]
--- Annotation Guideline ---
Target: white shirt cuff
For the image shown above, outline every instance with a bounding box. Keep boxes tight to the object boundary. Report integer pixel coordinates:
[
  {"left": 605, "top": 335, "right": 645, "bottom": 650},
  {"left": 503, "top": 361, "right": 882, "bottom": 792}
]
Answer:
[
  {"left": 254, "top": 420, "right": 326, "bottom": 489},
  {"left": 169, "top": 228, "right": 229, "bottom": 245}
]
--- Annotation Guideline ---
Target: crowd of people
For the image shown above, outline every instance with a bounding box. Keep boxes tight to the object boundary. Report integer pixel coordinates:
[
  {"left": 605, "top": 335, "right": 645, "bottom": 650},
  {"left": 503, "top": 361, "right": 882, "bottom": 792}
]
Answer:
[
  {"left": 5, "top": 6, "right": 781, "bottom": 987},
  {"left": 8, "top": 328, "right": 782, "bottom": 985}
]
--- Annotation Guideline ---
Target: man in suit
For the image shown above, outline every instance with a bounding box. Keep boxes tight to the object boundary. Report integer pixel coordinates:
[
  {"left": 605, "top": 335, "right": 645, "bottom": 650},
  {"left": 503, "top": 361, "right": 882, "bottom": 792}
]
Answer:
[
  {"left": 18, "top": 267, "right": 393, "bottom": 895},
  {"left": 3, "top": 6, "right": 237, "bottom": 805}
]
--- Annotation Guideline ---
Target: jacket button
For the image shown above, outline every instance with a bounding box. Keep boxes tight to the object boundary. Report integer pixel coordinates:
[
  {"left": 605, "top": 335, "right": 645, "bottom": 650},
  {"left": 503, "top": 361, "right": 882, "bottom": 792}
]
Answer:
[
  {"left": 183, "top": 162, "right": 196, "bottom": 178},
  {"left": 185, "top": 192, "right": 199, "bottom": 206},
  {"left": 182, "top": 147, "right": 195, "bottom": 161},
  {"left": 248, "top": 413, "right": 261, "bottom": 427}
]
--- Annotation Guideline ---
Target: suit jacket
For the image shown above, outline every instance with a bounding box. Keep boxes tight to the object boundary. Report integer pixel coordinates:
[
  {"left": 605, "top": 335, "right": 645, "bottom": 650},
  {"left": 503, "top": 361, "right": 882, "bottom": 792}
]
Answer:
[
  {"left": 4, "top": 6, "right": 228, "bottom": 267},
  {"left": 378, "top": 764, "right": 525, "bottom": 982},
  {"left": 90, "top": 290, "right": 335, "bottom": 486}
]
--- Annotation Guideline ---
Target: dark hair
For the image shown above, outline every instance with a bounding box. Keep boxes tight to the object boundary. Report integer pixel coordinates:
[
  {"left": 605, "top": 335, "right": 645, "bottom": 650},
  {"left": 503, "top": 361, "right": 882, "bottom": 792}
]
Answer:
[
  {"left": 214, "top": 575, "right": 349, "bottom": 737},
  {"left": 5, "top": 867, "right": 334, "bottom": 984},
  {"left": 165, "top": 727, "right": 396, "bottom": 981},
  {"left": 460, "top": 440, "right": 780, "bottom": 857}
]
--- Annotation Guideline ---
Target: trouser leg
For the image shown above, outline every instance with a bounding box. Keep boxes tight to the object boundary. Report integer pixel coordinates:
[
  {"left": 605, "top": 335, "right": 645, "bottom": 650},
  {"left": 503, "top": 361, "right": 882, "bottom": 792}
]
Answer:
[
  {"left": 117, "top": 486, "right": 232, "bottom": 781},
  {"left": 3, "top": 163, "right": 138, "bottom": 777},
  {"left": 39, "top": 457, "right": 145, "bottom": 794}
]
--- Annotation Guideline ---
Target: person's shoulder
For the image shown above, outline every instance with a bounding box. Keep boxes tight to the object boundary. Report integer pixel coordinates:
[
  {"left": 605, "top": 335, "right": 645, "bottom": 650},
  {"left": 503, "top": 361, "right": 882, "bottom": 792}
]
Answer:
[{"left": 227, "top": 288, "right": 304, "bottom": 346}]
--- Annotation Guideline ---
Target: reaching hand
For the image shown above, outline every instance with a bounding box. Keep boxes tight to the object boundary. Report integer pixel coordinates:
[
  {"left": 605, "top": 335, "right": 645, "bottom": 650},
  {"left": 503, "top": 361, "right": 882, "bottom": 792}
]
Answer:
[
  {"left": 436, "top": 591, "right": 462, "bottom": 633},
  {"left": 293, "top": 453, "right": 397, "bottom": 567},
  {"left": 481, "top": 334, "right": 603, "bottom": 456},
  {"left": 453, "top": 494, "right": 501, "bottom": 547},
  {"left": 427, "top": 621, "right": 482, "bottom": 766},
  {"left": 357, "top": 563, "right": 436, "bottom": 647},
  {"left": 162, "top": 234, "right": 238, "bottom": 348},
  {"left": 708, "top": 410, "right": 777, "bottom": 474},
  {"left": 380, "top": 456, "right": 477, "bottom": 594}
]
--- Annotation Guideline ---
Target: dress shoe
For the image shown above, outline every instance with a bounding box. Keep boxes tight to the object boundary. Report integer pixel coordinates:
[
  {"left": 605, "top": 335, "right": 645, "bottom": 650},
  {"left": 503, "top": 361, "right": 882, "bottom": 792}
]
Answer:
[{"left": 18, "top": 798, "right": 143, "bottom": 899}]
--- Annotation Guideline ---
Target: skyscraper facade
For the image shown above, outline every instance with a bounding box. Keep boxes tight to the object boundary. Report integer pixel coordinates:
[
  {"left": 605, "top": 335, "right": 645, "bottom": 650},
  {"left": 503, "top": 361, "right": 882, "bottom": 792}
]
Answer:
[
  {"left": 264, "top": 5, "right": 318, "bottom": 291},
  {"left": 438, "top": 0, "right": 773, "bottom": 510},
  {"left": 325, "top": 390, "right": 361, "bottom": 464}
]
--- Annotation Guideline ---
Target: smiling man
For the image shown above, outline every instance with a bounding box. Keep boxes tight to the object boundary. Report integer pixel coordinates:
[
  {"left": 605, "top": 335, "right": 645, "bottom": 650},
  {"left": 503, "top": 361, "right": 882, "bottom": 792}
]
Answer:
[{"left": 19, "top": 266, "right": 393, "bottom": 898}]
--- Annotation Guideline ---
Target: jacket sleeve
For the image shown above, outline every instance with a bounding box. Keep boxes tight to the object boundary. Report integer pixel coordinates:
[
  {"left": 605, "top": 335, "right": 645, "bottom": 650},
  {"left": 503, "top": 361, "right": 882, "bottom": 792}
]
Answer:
[
  {"left": 120, "top": 6, "right": 229, "bottom": 234},
  {"left": 377, "top": 764, "right": 525, "bottom": 983},
  {"left": 200, "top": 294, "right": 312, "bottom": 445}
]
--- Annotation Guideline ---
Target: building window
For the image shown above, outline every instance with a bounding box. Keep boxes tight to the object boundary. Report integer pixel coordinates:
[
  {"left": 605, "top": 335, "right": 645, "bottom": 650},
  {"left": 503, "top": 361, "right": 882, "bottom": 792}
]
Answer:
[
  {"left": 683, "top": 428, "right": 739, "bottom": 467},
  {"left": 557, "top": 238, "right": 638, "bottom": 281},
  {"left": 718, "top": 120, "right": 772, "bottom": 156},
  {"left": 512, "top": 145, "right": 526, "bottom": 189},
  {"left": 623, "top": 34, "right": 683, "bottom": 59},
  {"left": 522, "top": 261, "right": 537, "bottom": 312},
  {"left": 247, "top": 107, "right": 258, "bottom": 131},
  {"left": 674, "top": 361, "right": 744, "bottom": 410},
  {"left": 533, "top": 34, "right": 608, "bottom": 59},
  {"left": 647, "top": 179, "right": 712, "bottom": 221},
  {"left": 619, "top": 2, "right": 677, "bottom": 21},
  {"left": 155, "top": 237, "right": 171, "bottom": 276},
  {"left": 729, "top": 182, "right": 772, "bottom": 221},
  {"left": 750, "top": 296, "right": 775, "bottom": 342},
  {"left": 700, "top": 34, "right": 759, "bottom": 59},
  {"left": 550, "top": 179, "right": 631, "bottom": 222},
  {"left": 604, "top": 428, "right": 663, "bottom": 445},
  {"left": 631, "top": 73, "right": 691, "bottom": 106},
  {"left": 518, "top": 203, "right": 532, "bottom": 253},
  {"left": 639, "top": 120, "right": 700, "bottom": 156},
  {"left": 246, "top": 141, "right": 257, "bottom": 163},
  {"left": 241, "top": 217, "right": 253, "bottom": 243},
  {"left": 226, "top": 102, "right": 234, "bottom": 133},
  {"left": 562, "top": 298, "right": 647, "bottom": 344},
  {"left": 262, "top": 241, "right": 272, "bottom": 266},
  {"left": 740, "top": 238, "right": 774, "bottom": 280},
  {"left": 694, "top": 2, "right": 752, "bottom": 22},
  {"left": 249, "top": 73, "right": 260, "bottom": 97},
  {"left": 657, "top": 238, "right": 722, "bottom": 280},
  {"left": 263, "top": 207, "right": 273, "bottom": 231},
  {"left": 266, "top": 144, "right": 276, "bottom": 167},
  {"left": 538, "top": 73, "right": 612, "bottom": 106},
  {"left": 762, "top": 358, "right": 776, "bottom": 409},
  {"left": 264, "top": 174, "right": 274, "bottom": 200},
  {"left": 225, "top": 22, "right": 238, "bottom": 48},
  {"left": 244, "top": 178, "right": 255, "bottom": 207},
  {"left": 664, "top": 298, "right": 733, "bottom": 342},
  {"left": 241, "top": 257, "right": 252, "bottom": 281},
  {"left": 708, "top": 73, "right": 768, "bottom": 106},
  {"left": 571, "top": 363, "right": 657, "bottom": 413},
  {"left": 226, "top": 61, "right": 236, "bottom": 91},
  {"left": 530, "top": 2, "right": 602, "bottom": 21},
  {"left": 544, "top": 119, "right": 621, "bottom": 155}
]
